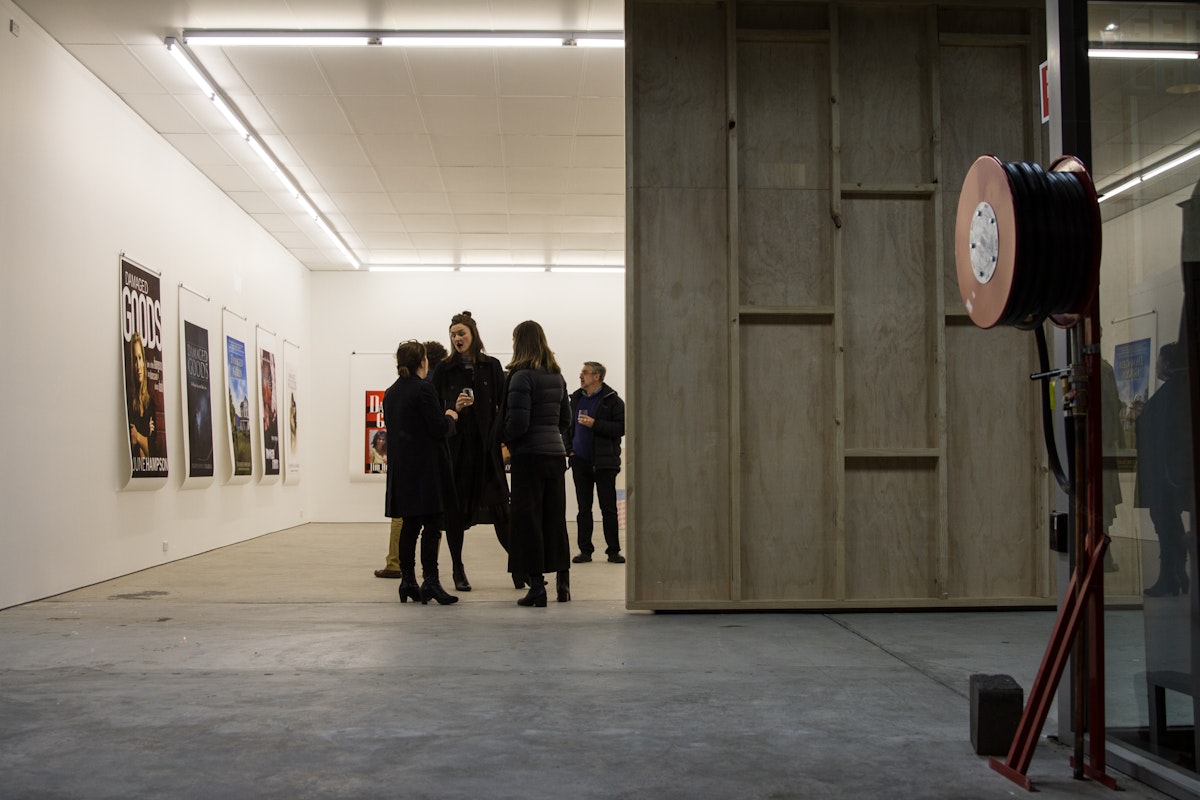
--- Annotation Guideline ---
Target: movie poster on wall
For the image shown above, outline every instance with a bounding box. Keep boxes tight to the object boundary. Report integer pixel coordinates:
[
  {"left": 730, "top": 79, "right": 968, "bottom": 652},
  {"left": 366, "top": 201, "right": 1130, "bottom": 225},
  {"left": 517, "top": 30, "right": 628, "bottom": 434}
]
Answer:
[
  {"left": 258, "top": 329, "right": 281, "bottom": 482},
  {"left": 179, "top": 285, "right": 215, "bottom": 484},
  {"left": 120, "top": 256, "right": 168, "bottom": 486},
  {"left": 223, "top": 310, "right": 253, "bottom": 483},
  {"left": 366, "top": 390, "right": 387, "bottom": 474},
  {"left": 282, "top": 340, "right": 301, "bottom": 484},
  {"left": 1114, "top": 337, "right": 1152, "bottom": 447}
]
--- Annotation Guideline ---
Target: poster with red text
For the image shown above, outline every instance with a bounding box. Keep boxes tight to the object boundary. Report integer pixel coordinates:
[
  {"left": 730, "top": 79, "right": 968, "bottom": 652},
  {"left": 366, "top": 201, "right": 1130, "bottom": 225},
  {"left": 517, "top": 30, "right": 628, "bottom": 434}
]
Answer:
[
  {"left": 120, "top": 257, "right": 168, "bottom": 481},
  {"left": 365, "top": 390, "right": 386, "bottom": 474}
]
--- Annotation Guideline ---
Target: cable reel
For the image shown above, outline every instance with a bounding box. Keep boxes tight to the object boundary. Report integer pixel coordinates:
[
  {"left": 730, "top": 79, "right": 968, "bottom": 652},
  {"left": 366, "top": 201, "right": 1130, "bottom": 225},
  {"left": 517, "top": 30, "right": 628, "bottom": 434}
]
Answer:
[{"left": 955, "top": 155, "right": 1101, "bottom": 331}]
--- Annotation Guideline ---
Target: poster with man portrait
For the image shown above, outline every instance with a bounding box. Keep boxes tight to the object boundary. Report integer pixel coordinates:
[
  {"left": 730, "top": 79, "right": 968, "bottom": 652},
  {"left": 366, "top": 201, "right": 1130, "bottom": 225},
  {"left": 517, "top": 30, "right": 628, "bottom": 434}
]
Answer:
[
  {"left": 182, "top": 319, "right": 215, "bottom": 479},
  {"left": 120, "top": 257, "right": 168, "bottom": 483},
  {"left": 259, "top": 334, "right": 281, "bottom": 480},
  {"left": 282, "top": 340, "right": 301, "bottom": 484}
]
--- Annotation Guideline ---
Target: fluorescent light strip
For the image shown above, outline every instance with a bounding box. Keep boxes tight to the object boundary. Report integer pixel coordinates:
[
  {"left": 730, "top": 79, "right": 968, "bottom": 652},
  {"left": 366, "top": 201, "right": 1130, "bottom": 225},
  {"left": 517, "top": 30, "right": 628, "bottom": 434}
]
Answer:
[
  {"left": 165, "top": 37, "right": 360, "bottom": 269},
  {"left": 368, "top": 265, "right": 624, "bottom": 273},
  {"left": 182, "top": 29, "right": 623, "bottom": 49},
  {"left": 1098, "top": 144, "right": 1200, "bottom": 203},
  {"left": 1088, "top": 48, "right": 1198, "bottom": 60}
]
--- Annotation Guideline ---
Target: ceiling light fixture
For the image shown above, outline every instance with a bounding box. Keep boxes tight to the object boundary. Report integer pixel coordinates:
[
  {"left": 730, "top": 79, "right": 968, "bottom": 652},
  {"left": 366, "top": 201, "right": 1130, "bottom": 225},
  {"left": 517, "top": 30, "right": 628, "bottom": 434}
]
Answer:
[
  {"left": 181, "top": 29, "right": 624, "bottom": 48},
  {"left": 165, "top": 37, "right": 360, "bottom": 269},
  {"left": 1097, "top": 143, "right": 1200, "bottom": 203},
  {"left": 1088, "top": 47, "right": 1198, "bottom": 60}
]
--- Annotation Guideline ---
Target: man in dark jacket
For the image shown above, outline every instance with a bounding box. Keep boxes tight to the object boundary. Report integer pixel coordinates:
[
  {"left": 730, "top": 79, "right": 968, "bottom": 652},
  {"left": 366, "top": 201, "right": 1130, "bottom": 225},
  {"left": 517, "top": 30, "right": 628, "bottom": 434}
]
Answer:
[{"left": 566, "top": 362, "right": 627, "bottom": 563}]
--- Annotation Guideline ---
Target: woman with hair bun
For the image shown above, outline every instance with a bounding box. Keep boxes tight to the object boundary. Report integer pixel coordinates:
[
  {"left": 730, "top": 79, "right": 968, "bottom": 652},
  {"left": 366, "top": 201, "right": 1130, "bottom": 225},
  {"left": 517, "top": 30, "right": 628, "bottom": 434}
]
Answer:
[
  {"left": 384, "top": 340, "right": 465, "bottom": 605},
  {"left": 432, "top": 311, "right": 513, "bottom": 591}
]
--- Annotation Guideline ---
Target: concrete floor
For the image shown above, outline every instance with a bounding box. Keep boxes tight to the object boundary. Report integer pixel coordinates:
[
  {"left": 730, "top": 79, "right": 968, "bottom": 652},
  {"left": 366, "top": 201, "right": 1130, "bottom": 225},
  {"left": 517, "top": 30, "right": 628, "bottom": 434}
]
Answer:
[{"left": 0, "top": 522, "right": 1182, "bottom": 799}]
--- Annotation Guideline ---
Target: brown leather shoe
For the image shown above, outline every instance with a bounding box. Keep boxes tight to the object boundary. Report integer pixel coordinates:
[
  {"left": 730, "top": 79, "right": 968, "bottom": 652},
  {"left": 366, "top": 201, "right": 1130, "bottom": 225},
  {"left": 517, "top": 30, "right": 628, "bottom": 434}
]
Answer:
[{"left": 374, "top": 569, "right": 403, "bottom": 579}]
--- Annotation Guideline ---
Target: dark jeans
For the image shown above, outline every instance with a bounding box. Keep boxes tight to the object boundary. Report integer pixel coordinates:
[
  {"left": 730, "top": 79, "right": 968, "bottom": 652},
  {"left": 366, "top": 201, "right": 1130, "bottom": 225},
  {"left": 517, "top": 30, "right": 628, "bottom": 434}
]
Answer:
[
  {"left": 508, "top": 454, "right": 570, "bottom": 576},
  {"left": 399, "top": 515, "right": 443, "bottom": 578},
  {"left": 570, "top": 456, "right": 620, "bottom": 556}
]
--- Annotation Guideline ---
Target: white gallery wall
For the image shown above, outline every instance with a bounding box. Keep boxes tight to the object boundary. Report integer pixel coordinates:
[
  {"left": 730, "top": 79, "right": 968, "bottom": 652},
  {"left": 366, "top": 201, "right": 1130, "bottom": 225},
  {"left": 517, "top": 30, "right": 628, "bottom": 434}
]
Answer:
[
  {"left": 0, "top": 2, "right": 310, "bottom": 609},
  {"left": 307, "top": 269, "right": 627, "bottom": 524}
]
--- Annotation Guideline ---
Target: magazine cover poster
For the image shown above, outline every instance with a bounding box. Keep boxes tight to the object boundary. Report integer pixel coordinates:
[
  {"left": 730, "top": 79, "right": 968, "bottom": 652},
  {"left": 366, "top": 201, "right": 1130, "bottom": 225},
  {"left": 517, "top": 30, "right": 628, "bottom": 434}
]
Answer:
[
  {"left": 366, "top": 390, "right": 386, "bottom": 474},
  {"left": 260, "top": 348, "right": 280, "bottom": 476},
  {"left": 121, "top": 258, "right": 168, "bottom": 479},
  {"left": 184, "top": 321, "right": 215, "bottom": 477},
  {"left": 226, "top": 336, "right": 253, "bottom": 476},
  {"left": 282, "top": 343, "right": 301, "bottom": 484}
]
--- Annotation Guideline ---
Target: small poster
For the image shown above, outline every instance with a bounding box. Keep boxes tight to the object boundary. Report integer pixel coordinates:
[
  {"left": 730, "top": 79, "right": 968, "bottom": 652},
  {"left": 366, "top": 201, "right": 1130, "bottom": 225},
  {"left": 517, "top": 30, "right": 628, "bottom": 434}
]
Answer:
[
  {"left": 226, "top": 335, "right": 252, "bottom": 477},
  {"left": 120, "top": 257, "right": 168, "bottom": 480},
  {"left": 184, "top": 321, "right": 215, "bottom": 478},
  {"left": 260, "top": 347, "right": 280, "bottom": 477},
  {"left": 366, "top": 390, "right": 387, "bottom": 474},
  {"left": 282, "top": 342, "right": 301, "bottom": 484},
  {"left": 1114, "top": 337, "right": 1152, "bottom": 445}
]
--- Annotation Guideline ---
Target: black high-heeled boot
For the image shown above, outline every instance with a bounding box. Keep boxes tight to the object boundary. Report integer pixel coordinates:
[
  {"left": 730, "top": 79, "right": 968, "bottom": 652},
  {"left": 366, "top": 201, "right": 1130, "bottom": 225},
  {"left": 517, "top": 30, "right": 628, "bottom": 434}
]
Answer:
[
  {"left": 452, "top": 564, "right": 472, "bottom": 592},
  {"left": 421, "top": 574, "right": 459, "bottom": 605},
  {"left": 556, "top": 570, "right": 571, "bottom": 603},
  {"left": 397, "top": 568, "right": 421, "bottom": 603},
  {"left": 517, "top": 574, "right": 547, "bottom": 607}
]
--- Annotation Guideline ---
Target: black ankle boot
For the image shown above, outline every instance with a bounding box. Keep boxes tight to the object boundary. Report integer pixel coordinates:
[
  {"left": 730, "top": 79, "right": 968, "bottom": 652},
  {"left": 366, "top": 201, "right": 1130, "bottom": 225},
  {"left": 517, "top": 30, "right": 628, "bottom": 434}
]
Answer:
[
  {"left": 517, "top": 574, "right": 547, "bottom": 607},
  {"left": 453, "top": 564, "right": 472, "bottom": 592},
  {"left": 398, "top": 569, "right": 421, "bottom": 603},
  {"left": 421, "top": 575, "right": 459, "bottom": 605},
  {"left": 556, "top": 570, "right": 571, "bottom": 603}
]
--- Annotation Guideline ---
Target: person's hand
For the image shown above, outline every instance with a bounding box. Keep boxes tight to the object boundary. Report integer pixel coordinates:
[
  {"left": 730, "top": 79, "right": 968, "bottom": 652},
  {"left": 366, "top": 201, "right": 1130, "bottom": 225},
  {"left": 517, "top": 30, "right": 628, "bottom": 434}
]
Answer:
[
  {"left": 455, "top": 390, "right": 474, "bottom": 412},
  {"left": 445, "top": 409, "right": 459, "bottom": 421},
  {"left": 577, "top": 411, "right": 594, "bottom": 428}
]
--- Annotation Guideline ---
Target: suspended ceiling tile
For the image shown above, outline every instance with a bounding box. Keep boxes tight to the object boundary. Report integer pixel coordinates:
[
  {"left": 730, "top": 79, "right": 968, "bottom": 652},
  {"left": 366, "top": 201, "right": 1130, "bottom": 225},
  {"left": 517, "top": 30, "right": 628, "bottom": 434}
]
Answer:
[
  {"left": 500, "top": 97, "right": 577, "bottom": 135},
  {"left": 506, "top": 166, "right": 568, "bottom": 193},
  {"left": 316, "top": 49, "right": 415, "bottom": 95},
  {"left": 222, "top": 47, "right": 330, "bottom": 94},
  {"left": 456, "top": 214, "right": 509, "bottom": 234},
  {"left": 258, "top": 95, "right": 354, "bottom": 134},
  {"left": 343, "top": 212, "right": 409, "bottom": 232},
  {"left": 430, "top": 135, "right": 504, "bottom": 166},
  {"left": 447, "top": 193, "right": 507, "bottom": 214},
  {"left": 65, "top": 43, "right": 164, "bottom": 93},
  {"left": 419, "top": 96, "right": 500, "bottom": 135},
  {"left": 564, "top": 193, "right": 624, "bottom": 216},
  {"left": 227, "top": 191, "right": 284, "bottom": 214},
  {"left": 441, "top": 166, "right": 506, "bottom": 193},
  {"left": 580, "top": 48, "right": 625, "bottom": 96},
  {"left": 503, "top": 135, "right": 573, "bottom": 167},
  {"left": 560, "top": 215, "right": 622, "bottom": 233},
  {"left": 203, "top": 164, "right": 264, "bottom": 192},
  {"left": 287, "top": 134, "right": 371, "bottom": 167},
  {"left": 576, "top": 96, "right": 623, "bottom": 135},
  {"left": 361, "top": 135, "right": 438, "bottom": 168},
  {"left": 398, "top": 215, "right": 457, "bottom": 233},
  {"left": 508, "top": 194, "right": 564, "bottom": 214},
  {"left": 496, "top": 49, "right": 586, "bottom": 96},
  {"left": 379, "top": 168, "right": 446, "bottom": 194},
  {"left": 458, "top": 247, "right": 517, "bottom": 263},
  {"left": 406, "top": 49, "right": 499, "bottom": 96},
  {"left": 162, "top": 132, "right": 239, "bottom": 166},
  {"left": 357, "top": 231, "right": 415, "bottom": 248},
  {"left": 390, "top": 193, "right": 453, "bottom": 213},
  {"left": 251, "top": 212, "right": 304, "bottom": 233},
  {"left": 509, "top": 215, "right": 557, "bottom": 233},
  {"left": 328, "top": 192, "right": 396, "bottom": 214},
  {"left": 410, "top": 233, "right": 459, "bottom": 249},
  {"left": 305, "top": 163, "right": 384, "bottom": 193},
  {"left": 341, "top": 96, "right": 426, "bottom": 135},
  {"left": 567, "top": 167, "right": 623, "bottom": 194},
  {"left": 572, "top": 135, "right": 623, "bottom": 168}
]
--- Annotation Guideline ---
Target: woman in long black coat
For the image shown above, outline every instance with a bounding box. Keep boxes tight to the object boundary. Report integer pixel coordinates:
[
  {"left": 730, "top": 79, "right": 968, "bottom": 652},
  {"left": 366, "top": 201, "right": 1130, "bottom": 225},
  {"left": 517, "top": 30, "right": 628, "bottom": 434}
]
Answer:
[
  {"left": 502, "top": 320, "right": 573, "bottom": 607},
  {"left": 385, "top": 340, "right": 464, "bottom": 605},
  {"left": 432, "top": 311, "right": 511, "bottom": 591}
]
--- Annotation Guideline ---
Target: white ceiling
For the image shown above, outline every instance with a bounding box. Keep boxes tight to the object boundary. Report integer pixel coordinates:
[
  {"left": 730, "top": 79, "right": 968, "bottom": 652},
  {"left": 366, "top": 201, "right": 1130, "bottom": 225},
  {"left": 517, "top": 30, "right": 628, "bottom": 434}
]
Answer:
[{"left": 13, "top": 0, "right": 626, "bottom": 271}]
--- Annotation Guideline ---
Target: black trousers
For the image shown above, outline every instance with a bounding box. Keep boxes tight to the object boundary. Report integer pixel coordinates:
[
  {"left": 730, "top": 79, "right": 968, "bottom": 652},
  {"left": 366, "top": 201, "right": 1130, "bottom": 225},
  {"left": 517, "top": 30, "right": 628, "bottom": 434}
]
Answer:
[
  {"left": 399, "top": 515, "right": 443, "bottom": 578},
  {"left": 570, "top": 456, "right": 620, "bottom": 556},
  {"left": 507, "top": 454, "right": 570, "bottom": 576}
]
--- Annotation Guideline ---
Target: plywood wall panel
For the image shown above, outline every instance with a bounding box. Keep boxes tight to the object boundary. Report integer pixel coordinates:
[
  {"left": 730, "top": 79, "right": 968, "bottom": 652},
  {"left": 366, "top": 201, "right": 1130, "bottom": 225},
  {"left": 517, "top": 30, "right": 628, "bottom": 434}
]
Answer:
[
  {"left": 843, "top": 199, "right": 933, "bottom": 449},
  {"left": 839, "top": 6, "right": 930, "bottom": 186},
  {"left": 628, "top": 2, "right": 728, "bottom": 190},
  {"left": 739, "top": 323, "right": 837, "bottom": 599},
  {"left": 845, "top": 462, "right": 938, "bottom": 599},
  {"left": 945, "top": 324, "right": 1042, "bottom": 598},
  {"left": 940, "top": 45, "right": 1029, "bottom": 310},
  {"left": 628, "top": 188, "right": 732, "bottom": 602}
]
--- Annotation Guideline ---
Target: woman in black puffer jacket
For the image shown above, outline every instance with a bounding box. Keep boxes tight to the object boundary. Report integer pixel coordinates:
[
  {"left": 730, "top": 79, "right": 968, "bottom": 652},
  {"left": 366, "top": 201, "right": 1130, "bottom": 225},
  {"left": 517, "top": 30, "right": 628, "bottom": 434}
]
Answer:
[{"left": 501, "top": 320, "right": 572, "bottom": 607}]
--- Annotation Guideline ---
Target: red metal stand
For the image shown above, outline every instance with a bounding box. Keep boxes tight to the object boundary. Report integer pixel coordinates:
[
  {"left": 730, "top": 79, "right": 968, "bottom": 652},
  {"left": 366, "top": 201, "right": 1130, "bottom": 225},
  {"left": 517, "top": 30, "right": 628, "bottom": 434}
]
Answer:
[{"left": 990, "top": 320, "right": 1119, "bottom": 792}]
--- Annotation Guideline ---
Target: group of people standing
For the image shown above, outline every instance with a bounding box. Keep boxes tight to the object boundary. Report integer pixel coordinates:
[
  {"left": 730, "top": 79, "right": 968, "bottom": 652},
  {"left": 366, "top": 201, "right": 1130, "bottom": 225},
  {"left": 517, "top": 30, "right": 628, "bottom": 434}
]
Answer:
[{"left": 377, "top": 311, "right": 626, "bottom": 608}]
